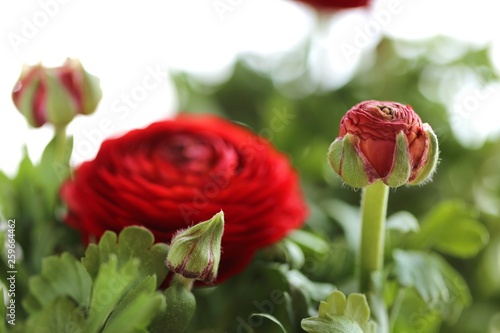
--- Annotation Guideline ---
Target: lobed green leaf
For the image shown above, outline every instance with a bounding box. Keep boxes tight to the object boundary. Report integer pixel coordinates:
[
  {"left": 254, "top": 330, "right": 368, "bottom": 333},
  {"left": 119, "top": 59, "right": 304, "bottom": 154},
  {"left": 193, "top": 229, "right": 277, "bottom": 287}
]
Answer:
[
  {"left": 393, "top": 249, "right": 471, "bottom": 323},
  {"left": 407, "top": 201, "right": 489, "bottom": 258},
  {"left": 302, "top": 290, "right": 376, "bottom": 333},
  {"left": 82, "top": 226, "right": 169, "bottom": 286}
]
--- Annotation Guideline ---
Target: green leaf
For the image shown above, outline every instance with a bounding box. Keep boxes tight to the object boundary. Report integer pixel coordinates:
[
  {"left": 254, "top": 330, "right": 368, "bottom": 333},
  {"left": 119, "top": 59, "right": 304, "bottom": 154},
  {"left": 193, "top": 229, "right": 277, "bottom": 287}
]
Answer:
[
  {"left": 287, "top": 270, "right": 336, "bottom": 302},
  {"left": 25, "top": 297, "right": 86, "bottom": 333},
  {"left": 318, "top": 291, "right": 346, "bottom": 318},
  {"left": 37, "top": 134, "right": 73, "bottom": 206},
  {"left": 0, "top": 286, "right": 7, "bottom": 332},
  {"left": 0, "top": 171, "right": 14, "bottom": 219},
  {"left": 25, "top": 228, "right": 168, "bottom": 333},
  {"left": 302, "top": 291, "right": 376, "bottom": 333},
  {"left": 408, "top": 201, "right": 489, "bottom": 258},
  {"left": 82, "top": 226, "right": 169, "bottom": 286},
  {"left": 85, "top": 255, "right": 139, "bottom": 332},
  {"left": 386, "top": 211, "right": 419, "bottom": 233},
  {"left": 102, "top": 291, "right": 165, "bottom": 333},
  {"left": 322, "top": 199, "right": 360, "bottom": 252},
  {"left": 393, "top": 250, "right": 471, "bottom": 323},
  {"left": 386, "top": 211, "right": 420, "bottom": 251},
  {"left": 390, "top": 288, "right": 442, "bottom": 333},
  {"left": 302, "top": 316, "right": 364, "bottom": 333},
  {"left": 282, "top": 239, "right": 305, "bottom": 270},
  {"left": 476, "top": 236, "right": 500, "bottom": 296},
  {"left": 434, "top": 218, "right": 489, "bottom": 258},
  {"left": 250, "top": 314, "right": 287, "bottom": 333},
  {"left": 12, "top": 149, "right": 40, "bottom": 219},
  {"left": 287, "top": 230, "right": 330, "bottom": 258},
  {"left": 263, "top": 239, "right": 305, "bottom": 270},
  {"left": 104, "top": 275, "right": 159, "bottom": 326},
  {"left": 27, "top": 252, "right": 92, "bottom": 312},
  {"left": 345, "top": 294, "right": 371, "bottom": 326}
]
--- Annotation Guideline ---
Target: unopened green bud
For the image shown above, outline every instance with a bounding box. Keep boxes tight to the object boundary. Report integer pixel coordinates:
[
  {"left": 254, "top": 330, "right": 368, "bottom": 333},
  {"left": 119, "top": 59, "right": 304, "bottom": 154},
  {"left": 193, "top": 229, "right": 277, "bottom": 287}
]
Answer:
[
  {"left": 327, "top": 100, "right": 440, "bottom": 188},
  {"left": 12, "top": 58, "right": 102, "bottom": 128},
  {"left": 166, "top": 211, "right": 224, "bottom": 283}
]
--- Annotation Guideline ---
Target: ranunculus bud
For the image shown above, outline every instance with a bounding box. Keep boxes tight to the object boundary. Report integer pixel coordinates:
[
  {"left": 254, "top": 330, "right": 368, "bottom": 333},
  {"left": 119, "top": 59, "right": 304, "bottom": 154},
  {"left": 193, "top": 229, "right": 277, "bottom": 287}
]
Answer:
[
  {"left": 12, "top": 58, "right": 102, "bottom": 128},
  {"left": 328, "top": 100, "right": 439, "bottom": 188},
  {"left": 166, "top": 211, "right": 224, "bottom": 283}
]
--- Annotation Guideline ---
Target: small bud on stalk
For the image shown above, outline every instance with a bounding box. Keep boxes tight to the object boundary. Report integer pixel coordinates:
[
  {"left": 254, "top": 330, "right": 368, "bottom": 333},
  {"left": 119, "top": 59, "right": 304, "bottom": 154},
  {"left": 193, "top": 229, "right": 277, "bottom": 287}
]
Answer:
[
  {"left": 166, "top": 211, "right": 224, "bottom": 283},
  {"left": 12, "top": 58, "right": 102, "bottom": 128},
  {"left": 328, "top": 100, "right": 439, "bottom": 188}
]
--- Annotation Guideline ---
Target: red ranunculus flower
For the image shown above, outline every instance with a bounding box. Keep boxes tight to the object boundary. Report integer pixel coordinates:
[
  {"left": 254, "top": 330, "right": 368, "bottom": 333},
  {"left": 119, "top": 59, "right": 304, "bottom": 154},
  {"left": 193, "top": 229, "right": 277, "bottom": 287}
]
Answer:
[
  {"left": 328, "top": 100, "right": 439, "bottom": 188},
  {"left": 294, "top": 0, "right": 370, "bottom": 10},
  {"left": 61, "top": 114, "right": 308, "bottom": 284}
]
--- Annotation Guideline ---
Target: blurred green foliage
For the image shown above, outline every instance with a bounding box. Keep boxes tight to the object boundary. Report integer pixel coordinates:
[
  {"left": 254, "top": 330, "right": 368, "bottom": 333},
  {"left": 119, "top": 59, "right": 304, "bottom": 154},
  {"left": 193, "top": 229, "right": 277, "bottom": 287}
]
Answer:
[{"left": 173, "top": 36, "right": 500, "bottom": 333}]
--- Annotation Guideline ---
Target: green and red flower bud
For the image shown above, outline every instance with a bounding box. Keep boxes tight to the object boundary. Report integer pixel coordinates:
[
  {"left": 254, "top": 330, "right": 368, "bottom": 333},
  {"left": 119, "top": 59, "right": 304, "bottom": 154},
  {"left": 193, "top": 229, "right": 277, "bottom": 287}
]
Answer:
[
  {"left": 166, "top": 211, "right": 224, "bottom": 283},
  {"left": 328, "top": 100, "right": 439, "bottom": 188},
  {"left": 12, "top": 58, "right": 102, "bottom": 128}
]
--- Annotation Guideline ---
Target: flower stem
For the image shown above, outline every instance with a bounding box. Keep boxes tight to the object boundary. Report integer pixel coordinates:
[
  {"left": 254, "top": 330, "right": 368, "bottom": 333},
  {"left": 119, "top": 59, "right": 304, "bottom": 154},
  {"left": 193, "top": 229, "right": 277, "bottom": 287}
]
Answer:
[
  {"left": 172, "top": 274, "right": 194, "bottom": 290},
  {"left": 359, "top": 180, "right": 389, "bottom": 293},
  {"left": 54, "top": 125, "right": 68, "bottom": 165}
]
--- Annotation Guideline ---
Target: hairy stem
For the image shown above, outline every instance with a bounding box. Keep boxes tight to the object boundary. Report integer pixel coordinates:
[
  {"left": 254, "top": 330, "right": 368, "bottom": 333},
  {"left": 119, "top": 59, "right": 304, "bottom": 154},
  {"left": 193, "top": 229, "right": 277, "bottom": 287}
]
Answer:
[{"left": 359, "top": 180, "right": 389, "bottom": 293}]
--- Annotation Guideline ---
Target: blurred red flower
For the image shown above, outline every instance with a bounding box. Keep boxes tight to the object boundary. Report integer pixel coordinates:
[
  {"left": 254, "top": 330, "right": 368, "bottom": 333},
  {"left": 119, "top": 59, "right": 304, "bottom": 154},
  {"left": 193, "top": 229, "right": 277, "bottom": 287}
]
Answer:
[
  {"left": 294, "top": 0, "right": 370, "bottom": 10},
  {"left": 61, "top": 114, "right": 308, "bottom": 284}
]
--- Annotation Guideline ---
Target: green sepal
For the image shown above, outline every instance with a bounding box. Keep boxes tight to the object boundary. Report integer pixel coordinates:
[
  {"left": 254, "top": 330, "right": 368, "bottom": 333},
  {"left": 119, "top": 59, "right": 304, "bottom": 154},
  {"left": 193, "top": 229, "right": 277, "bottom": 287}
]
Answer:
[
  {"left": 45, "top": 71, "right": 79, "bottom": 126},
  {"left": 409, "top": 124, "right": 439, "bottom": 185},
  {"left": 16, "top": 73, "right": 42, "bottom": 127},
  {"left": 81, "top": 63, "right": 103, "bottom": 115},
  {"left": 339, "top": 134, "right": 370, "bottom": 188},
  {"left": 384, "top": 131, "right": 411, "bottom": 187},
  {"left": 327, "top": 138, "right": 343, "bottom": 175}
]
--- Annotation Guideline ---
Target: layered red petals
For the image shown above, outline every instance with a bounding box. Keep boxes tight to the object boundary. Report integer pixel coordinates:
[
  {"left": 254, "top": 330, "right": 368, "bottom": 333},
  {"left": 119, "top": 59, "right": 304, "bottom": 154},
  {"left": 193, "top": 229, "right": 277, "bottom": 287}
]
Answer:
[
  {"left": 338, "top": 100, "right": 427, "bottom": 179},
  {"left": 60, "top": 114, "right": 308, "bottom": 284}
]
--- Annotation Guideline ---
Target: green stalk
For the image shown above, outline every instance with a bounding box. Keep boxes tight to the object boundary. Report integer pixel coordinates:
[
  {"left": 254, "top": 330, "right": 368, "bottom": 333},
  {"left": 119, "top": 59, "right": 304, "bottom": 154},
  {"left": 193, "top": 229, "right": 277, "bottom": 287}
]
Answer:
[
  {"left": 359, "top": 180, "right": 389, "bottom": 293},
  {"left": 54, "top": 125, "right": 68, "bottom": 165}
]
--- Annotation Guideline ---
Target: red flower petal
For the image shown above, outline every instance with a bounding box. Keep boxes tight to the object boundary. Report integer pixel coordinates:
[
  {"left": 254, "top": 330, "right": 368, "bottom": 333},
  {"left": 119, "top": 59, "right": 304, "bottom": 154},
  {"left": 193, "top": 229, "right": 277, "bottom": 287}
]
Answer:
[{"left": 61, "top": 114, "right": 308, "bottom": 284}]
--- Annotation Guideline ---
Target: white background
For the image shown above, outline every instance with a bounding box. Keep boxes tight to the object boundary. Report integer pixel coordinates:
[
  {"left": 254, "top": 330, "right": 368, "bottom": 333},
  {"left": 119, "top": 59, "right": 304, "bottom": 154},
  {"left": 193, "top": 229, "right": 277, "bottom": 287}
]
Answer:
[{"left": 1, "top": 0, "right": 500, "bottom": 175}]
